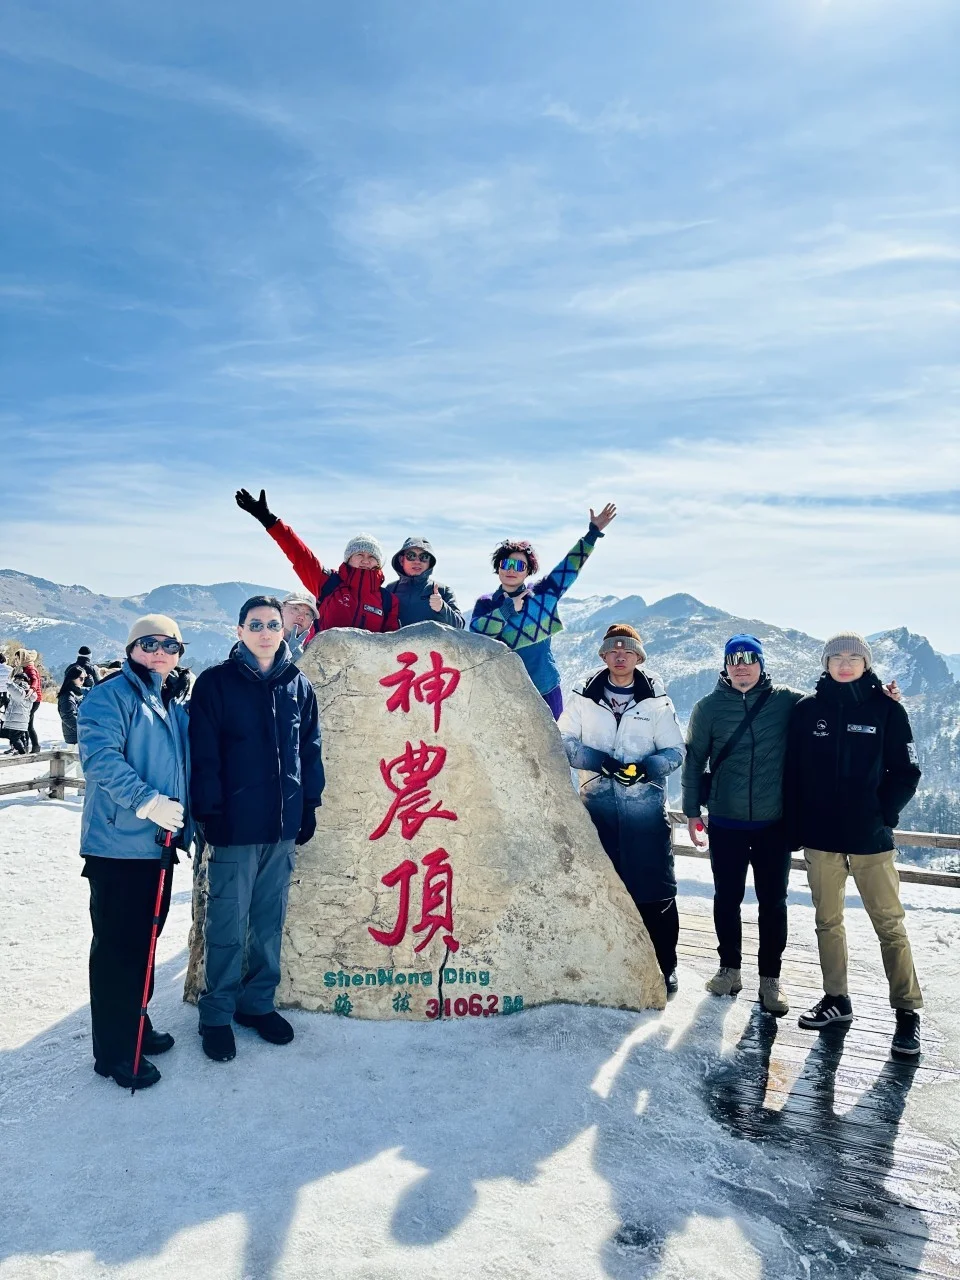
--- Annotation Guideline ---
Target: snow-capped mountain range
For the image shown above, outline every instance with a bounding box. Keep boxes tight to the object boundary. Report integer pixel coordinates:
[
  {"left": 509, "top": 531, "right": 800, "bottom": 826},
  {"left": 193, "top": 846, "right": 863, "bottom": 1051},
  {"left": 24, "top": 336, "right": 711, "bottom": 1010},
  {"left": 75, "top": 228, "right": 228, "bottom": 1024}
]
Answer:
[{"left": 2, "top": 568, "right": 958, "bottom": 851}]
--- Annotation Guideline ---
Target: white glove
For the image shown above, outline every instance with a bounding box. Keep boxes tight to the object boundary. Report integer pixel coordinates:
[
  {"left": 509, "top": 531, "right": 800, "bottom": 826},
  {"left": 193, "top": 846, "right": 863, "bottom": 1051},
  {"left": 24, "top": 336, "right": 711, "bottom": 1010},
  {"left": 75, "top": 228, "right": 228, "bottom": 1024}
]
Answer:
[{"left": 136, "top": 794, "right": 184, "bottom": 832}]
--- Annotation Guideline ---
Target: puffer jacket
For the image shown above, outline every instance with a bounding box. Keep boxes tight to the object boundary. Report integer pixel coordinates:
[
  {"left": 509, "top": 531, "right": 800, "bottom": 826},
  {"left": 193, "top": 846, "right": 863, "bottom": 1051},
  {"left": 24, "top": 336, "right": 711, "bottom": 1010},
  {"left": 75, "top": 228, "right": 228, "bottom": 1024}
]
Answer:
[
  {"left": 21, "top": 663, "right": 43, "bottom": 701},
  {"left": 3, "top": 682, "right": 37, "bottom": 732},
  {"left": 77, "top": 661, "right": 193, "bottom": 859},
  {"left": 386, "top": 536, "right": 465, "bottom": 629},
  {"left": 681, "top": 674, "right": 802, "bottom": 822},
  {"left": 267, "top": 520, "right": 399, "bottom": 633},
  {"left": 783, "top": 670, "right": 921, "bottom": 856},
  {"left": 188, "top": 641, "right": 325, "bottom": 847},
  {"left": 559, "top": 667, "right": 685, "bottom": 900},
  {"left": 58, "top": 687, "right": 83, "bottom": 744}
]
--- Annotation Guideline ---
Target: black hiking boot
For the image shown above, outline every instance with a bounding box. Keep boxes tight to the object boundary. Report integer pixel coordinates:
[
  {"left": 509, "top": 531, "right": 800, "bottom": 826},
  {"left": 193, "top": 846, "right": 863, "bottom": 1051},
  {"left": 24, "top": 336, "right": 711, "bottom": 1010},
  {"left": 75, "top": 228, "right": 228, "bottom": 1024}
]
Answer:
[
  {"left": 141, "top": 1018, "right": 175, "bottom": 1056},
  {"left": 798, "top": 994, "right": 854, "bottom": 1029},
  {"left": 234, "top": 1010, "right": 294, "bottom": 1044},
  {"left": 199, "top": 1023, "right": 236, "bottom": 1062},
  {"left": 665, "top": 971, "right": 679, "bottom": 998},
  {"left": 891, "top": 1009, "right": 921, "bottom": 1058},
  {"left": 95, "top": 1058, "right": 161, "bottom": 1089}
]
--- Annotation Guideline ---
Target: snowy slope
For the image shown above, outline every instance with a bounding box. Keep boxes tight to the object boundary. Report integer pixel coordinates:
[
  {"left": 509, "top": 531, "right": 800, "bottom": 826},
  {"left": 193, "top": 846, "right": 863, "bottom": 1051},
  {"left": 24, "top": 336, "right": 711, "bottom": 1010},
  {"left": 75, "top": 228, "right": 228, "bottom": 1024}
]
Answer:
[{"left": 1, "top": 706, "right": 959, "bottom": 1279}]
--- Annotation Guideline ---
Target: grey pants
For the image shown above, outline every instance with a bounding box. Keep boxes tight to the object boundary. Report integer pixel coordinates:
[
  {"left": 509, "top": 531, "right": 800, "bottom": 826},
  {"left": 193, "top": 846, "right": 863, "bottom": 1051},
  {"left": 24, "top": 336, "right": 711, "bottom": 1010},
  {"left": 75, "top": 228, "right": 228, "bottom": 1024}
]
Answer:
[{"left": 199, "top": 841, "right": 296, "bottom": 1026}]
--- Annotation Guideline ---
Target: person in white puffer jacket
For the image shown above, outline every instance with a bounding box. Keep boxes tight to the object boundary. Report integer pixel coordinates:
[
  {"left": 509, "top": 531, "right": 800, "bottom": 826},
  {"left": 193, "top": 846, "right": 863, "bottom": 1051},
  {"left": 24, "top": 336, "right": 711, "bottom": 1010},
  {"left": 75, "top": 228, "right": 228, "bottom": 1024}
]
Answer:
[{"left": 559, "top": 623, "right": 686, "bottom": 994}]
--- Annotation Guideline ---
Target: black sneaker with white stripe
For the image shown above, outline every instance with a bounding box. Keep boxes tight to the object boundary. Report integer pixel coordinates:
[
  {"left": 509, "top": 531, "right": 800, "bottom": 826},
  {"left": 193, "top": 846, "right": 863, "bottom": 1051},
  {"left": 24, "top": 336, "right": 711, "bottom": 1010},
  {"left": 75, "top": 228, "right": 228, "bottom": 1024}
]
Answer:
[
  {"left": 798, "top": 994, "right": 854, "bottom": 1029},
  {"left": 891, "top": 1009, "right": 921, "bottom": 1057}
]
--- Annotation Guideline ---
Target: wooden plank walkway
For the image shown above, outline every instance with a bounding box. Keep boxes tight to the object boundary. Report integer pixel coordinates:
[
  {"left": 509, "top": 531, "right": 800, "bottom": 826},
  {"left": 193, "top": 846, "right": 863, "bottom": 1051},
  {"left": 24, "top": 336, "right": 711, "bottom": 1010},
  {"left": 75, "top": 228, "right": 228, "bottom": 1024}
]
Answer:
[{"left": 678, "top": 904, "right": 960, "bottom": 1278}]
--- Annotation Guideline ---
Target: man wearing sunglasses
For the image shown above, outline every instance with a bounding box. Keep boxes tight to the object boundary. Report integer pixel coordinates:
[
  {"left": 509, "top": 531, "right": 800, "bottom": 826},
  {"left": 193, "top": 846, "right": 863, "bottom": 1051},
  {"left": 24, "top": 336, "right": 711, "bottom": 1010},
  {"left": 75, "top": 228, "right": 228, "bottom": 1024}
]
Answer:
[
  {"left": 682, "top": 634, "right": 899, "bottom": 1016},
  {"left": 385, "top": 537, "right": 465, "bottom": 629},
  {"left": 76, "top": 614, "right": 194, "bottom": 1089},
  {"left": 189, "top": 596, "right": 324, "bottom": 1064}
]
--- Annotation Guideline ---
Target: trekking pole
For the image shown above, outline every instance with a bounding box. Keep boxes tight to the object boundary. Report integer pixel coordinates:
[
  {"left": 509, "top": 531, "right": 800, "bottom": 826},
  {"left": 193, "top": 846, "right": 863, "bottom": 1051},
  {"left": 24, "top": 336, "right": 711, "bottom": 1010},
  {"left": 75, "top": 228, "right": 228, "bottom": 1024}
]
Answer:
[{"left": 131, "top": 808, "right": 177, "bottom": 1095}]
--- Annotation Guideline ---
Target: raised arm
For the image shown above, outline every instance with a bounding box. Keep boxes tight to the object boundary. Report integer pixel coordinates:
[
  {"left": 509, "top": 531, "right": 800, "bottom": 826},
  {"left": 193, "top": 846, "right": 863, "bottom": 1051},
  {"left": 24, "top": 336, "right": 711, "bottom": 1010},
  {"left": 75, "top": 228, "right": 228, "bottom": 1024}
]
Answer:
[{"left": 236, "top": 487, "right": 332, "bottom": 599}]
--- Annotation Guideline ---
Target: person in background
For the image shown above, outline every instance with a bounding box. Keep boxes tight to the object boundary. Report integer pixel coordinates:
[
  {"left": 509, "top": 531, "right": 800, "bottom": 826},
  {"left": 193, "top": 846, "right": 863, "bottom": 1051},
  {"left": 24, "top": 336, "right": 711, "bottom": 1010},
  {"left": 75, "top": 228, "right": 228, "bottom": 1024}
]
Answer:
[
  {"left": 385, "top": 537, "right": 464, "bottom": 629},
  {"left": 76, "top": 614, "right": 193, "bottom": 1090},
  {"left": 189, "top": 595, "right": 324, "bottom": 1065},
  {"left": 470, "top": 503, "right": 617, "bottom": 719},
  {"left": 75, "top": 646, "right": 101, "bottom": 688},
  {"left": 235, "top": 487, "right": 399, "bottom": 632},
  {"left": 559, "top": 624, "right": 686, "bottom": 993},
  {"left": 280, "top": 590, "right": 320, "bottom": 658},
  {"left": 13, "top": 649, "right": 43, "bottom": 753},
  {"left": 57, "top": 664, "right": 86, "bottom": 745},
  {"left": 0, "top": 650, "right": 11, "bottom": 714},
  {"left": 2, "top": 670, "right": 37, "bottom": 754},
  {"left": 784, "top": 632, "right": 923, "bottom": 1058}
]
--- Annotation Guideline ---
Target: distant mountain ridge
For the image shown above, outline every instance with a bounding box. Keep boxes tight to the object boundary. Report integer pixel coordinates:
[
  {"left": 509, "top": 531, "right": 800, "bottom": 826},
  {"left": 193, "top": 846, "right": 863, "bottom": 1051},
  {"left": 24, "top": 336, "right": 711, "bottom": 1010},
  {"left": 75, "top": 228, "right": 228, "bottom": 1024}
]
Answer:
[{"left": 2, "top": 568, "right": 957, "bottom": 856}]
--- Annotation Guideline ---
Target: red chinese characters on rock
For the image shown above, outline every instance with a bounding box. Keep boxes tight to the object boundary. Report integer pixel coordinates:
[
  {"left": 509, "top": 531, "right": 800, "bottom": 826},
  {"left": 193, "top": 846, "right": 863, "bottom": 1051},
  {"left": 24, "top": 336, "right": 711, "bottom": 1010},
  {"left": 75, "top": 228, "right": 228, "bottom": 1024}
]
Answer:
[
  {"left": 380, "top": 651, "right": 461, "bottom": 733},
  {"left": 368, "top": 847, "right": 460, "bottom": 953},
  {"left": 368, "top": 740, "right": 458, "bottom": 842}
]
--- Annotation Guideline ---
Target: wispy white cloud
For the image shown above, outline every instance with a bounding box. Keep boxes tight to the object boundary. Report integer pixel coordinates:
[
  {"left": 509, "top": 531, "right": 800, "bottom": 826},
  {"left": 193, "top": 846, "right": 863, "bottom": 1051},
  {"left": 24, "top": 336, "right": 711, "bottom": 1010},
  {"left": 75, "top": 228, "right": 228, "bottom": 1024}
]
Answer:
[{"left": 542, "top": 99, "right": 661, "bottom": 137}]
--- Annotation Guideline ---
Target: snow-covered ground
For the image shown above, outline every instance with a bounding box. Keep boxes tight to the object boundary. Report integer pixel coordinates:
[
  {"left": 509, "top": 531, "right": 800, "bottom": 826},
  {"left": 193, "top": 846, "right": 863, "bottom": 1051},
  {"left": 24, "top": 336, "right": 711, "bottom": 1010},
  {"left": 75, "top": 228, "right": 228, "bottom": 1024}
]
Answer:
[{"left": 2, "top": 706, "right": 959, "bottom": 1279}]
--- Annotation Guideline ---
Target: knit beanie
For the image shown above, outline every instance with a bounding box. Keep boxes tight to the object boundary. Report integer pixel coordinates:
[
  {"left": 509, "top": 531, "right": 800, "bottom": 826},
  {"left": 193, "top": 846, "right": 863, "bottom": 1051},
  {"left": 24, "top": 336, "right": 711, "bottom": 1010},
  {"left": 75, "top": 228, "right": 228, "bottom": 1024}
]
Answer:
[
  {"left": 343, "top": 533, "right": 384, "bottom": 567},
  {"left": 126, "top": 614, "right": 184, "bottom": 648},
  {"left": 821, "top": 631, "right": 872, "bottom": 669},
  {"left": 724, "top": 633, "right": 764, "bottom": 670},
  {"left": 599, "top": 623, "right": 646, "bottom": 661},
  {"left": 78, "top": 646, "right": 92, "bottom": 658}
]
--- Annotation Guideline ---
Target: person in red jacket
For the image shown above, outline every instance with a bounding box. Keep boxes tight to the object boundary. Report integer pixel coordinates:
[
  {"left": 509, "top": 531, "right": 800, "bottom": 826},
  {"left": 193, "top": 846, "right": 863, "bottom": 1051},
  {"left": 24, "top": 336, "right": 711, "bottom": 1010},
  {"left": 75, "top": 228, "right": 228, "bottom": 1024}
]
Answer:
[
  {"left": 14, "top": 649, "right": 43, "bottom": 753},
  {"left": 235, "top": 488, "right": 400, "bottom": 635}
]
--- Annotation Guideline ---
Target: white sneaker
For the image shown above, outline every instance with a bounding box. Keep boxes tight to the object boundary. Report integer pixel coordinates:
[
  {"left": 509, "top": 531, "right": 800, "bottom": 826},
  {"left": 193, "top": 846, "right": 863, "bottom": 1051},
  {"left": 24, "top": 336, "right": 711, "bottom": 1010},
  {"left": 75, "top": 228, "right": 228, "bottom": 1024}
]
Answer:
[{"left": 705, "top": 966, "right": 743, "bottom": 997}]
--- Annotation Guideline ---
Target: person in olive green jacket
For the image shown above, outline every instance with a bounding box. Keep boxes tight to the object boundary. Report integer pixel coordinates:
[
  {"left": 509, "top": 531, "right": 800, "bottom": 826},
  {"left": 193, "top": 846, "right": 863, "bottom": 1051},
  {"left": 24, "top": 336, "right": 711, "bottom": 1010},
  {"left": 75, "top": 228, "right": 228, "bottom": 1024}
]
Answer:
[{"left": 682, "top": 634, "right": 899, "bottom": 1017}]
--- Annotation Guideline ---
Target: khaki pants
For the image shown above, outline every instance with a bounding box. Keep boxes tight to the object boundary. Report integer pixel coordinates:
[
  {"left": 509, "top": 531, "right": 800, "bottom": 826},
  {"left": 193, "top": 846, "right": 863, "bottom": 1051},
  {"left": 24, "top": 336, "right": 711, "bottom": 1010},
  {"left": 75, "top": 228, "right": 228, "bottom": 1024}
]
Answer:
[{"left": 804, "top": 848, "right": 923, "bottom": 1011}]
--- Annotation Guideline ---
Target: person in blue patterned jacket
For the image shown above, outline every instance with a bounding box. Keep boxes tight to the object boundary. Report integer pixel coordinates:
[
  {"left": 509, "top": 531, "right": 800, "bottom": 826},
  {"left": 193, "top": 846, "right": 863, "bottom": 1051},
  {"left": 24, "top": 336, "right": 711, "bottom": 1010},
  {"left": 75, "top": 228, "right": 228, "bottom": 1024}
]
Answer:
[{"left": 470, "top": 502, "right": 616, "bottom": 718}]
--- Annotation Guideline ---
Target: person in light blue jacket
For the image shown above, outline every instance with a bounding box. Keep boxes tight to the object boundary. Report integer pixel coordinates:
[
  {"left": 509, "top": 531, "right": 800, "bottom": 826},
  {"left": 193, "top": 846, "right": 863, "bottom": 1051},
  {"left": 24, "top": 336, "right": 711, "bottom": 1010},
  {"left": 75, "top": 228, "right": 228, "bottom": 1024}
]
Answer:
[{"left": 77, "top": 613, "right": 193, "bottom": 1090}]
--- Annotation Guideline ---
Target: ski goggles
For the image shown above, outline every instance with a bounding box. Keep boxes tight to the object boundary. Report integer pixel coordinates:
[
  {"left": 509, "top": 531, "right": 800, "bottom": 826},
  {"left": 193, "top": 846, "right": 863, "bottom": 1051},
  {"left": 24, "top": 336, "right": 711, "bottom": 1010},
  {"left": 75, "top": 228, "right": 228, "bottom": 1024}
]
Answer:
[
  {"left": 245, "top": 618, "right": 283, "bottom": 633},
  {"left": 402, "top": 550, "right": 431, "bottom": 563},
  {"left": 136, "top": 637, "right": 183, "bottom": 655},
  {"left": 499, "top": 557, "right": 528, "bottom": 573},
  {"left": 725, "top": 650, "right": 760, "bottom": 666}
]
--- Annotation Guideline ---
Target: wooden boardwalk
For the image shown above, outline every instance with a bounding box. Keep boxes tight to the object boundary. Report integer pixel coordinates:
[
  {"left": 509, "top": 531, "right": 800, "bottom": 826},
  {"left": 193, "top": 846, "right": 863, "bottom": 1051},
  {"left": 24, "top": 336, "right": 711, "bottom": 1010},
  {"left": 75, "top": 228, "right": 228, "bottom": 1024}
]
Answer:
[{"left": 678, "top": 906, "right": 960, "bottom": 1278}]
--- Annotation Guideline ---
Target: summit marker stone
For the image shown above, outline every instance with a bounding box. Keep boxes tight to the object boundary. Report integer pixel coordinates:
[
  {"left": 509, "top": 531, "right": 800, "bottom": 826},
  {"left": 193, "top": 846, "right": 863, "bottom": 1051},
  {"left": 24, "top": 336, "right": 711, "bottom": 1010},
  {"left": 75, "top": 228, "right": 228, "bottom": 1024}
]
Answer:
[{"left": 185, "top": 622, "right": 664, "bottom": 1018}]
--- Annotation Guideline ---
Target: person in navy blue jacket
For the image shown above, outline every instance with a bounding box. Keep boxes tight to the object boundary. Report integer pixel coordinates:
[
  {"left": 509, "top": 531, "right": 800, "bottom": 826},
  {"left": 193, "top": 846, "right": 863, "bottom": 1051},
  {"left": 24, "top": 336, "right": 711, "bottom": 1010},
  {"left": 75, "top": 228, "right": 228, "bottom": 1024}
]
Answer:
[
  {"left": 189, "top": 595, "right": 324, "bottom": 1064},
  {"left": 77, "top": 613, "right": 194, "bottom": 1090}
]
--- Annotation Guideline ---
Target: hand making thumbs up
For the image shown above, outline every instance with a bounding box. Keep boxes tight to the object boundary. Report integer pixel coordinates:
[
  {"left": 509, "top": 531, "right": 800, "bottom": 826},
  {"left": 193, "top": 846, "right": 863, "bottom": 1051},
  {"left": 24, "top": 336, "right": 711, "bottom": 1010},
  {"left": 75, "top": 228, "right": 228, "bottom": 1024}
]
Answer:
[{"left": 429, "top": 583, "right": 444, "bottom": 612}]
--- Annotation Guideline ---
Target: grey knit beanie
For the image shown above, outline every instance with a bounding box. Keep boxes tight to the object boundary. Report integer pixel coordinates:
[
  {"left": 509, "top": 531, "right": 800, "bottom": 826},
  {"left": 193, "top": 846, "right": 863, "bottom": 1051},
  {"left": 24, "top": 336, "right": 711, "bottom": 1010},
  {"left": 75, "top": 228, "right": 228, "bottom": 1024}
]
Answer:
[
  {"left": 343, "top": 533, "right": 384, "bottom": 567},
  {"left": 821, "top": 631, "right": 872, "bottom": 669}
]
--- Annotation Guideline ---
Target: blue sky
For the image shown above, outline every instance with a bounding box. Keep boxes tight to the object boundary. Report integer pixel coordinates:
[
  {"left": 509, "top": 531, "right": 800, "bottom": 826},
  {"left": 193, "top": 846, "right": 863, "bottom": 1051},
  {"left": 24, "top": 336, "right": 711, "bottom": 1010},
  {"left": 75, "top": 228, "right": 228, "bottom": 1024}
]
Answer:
[{"left": 2, "top": 0, "right": 959, "bottom": 648}]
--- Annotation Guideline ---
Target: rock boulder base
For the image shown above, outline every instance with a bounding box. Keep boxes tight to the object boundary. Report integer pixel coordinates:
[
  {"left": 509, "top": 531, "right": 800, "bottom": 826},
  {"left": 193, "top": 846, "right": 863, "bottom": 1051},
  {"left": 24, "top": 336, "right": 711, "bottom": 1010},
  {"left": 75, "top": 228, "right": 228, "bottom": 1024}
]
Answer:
[{"left": 185, "top": 623, "right": 664, "bottom": 1019}]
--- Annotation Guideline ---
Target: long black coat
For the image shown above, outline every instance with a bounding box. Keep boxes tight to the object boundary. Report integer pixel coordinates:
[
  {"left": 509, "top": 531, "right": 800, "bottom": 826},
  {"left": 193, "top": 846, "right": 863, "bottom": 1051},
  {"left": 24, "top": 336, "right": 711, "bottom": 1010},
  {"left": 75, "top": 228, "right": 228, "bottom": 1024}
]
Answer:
[
  {"left": 188, "top": 644, "right": 324, "bottom": 847},
  {"left": 784, "top": 670, "right": 920, "bottom": 855}
]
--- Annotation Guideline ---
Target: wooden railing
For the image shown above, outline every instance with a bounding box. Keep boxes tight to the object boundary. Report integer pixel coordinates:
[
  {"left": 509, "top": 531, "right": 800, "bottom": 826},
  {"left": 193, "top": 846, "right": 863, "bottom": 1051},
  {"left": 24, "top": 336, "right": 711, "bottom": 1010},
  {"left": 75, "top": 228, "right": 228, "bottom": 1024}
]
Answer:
[
  {"left": 666, "top": 810, "right": 960, "bottom": 888},
  {"left": 0, "top": 748, "right": 85, "bottom": 800},
  {"left": 1, "top": 756, "right": 957, "bottom": 887}
]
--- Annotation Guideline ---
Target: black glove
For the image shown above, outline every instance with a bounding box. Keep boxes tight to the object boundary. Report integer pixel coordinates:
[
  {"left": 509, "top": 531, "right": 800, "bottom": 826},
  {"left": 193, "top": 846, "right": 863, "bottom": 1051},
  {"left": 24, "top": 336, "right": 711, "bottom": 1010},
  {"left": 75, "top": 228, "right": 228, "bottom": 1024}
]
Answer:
[
  {"left": 599, "top": 755, "right": 620, "bottom": 778},
  {"left": 235, "top": 487, "right": 278, "bottom": 530},
  {"left": 296, "top": 806, "right": 318, "bottom": 846},
  {"left": 613, "top": 762, "right": 647, "bottom": 786}
]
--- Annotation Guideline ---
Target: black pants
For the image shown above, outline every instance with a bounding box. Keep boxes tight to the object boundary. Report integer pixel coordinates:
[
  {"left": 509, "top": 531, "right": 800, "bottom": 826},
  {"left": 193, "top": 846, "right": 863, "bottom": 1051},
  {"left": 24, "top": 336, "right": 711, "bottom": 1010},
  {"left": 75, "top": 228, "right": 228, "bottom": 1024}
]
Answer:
[
  {"left": 27, "top": 699, "right": 40, "bottom": 753},
  {"left": 83, "top": 855, "right": 174, "bottom": 1067},
  {"left": 636, "top": 897, "right": 679, "bottom": 978},
  {"left": 708, "top": 824, "right": 791, "bottom": 978},
  {"left": 6, "top": 729, "right": 29, "bottom": 754}
]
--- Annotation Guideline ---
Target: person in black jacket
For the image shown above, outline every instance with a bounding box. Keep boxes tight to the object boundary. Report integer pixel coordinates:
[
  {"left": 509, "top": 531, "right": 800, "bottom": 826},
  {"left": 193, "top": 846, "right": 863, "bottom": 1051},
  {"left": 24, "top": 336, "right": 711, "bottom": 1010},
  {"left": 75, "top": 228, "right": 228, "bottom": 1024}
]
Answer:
[
  {"left": 784, "top": 631, "right": 923, "bottom": 1058},
  {"left": 74, "top": 646, "right": 101, "bottom": 688},
  {"left": 385, "top": 536, "right": 465, "bottom": 629},
  {"left": 189, "top": 595, "right": 324, "bottom": 1064},
  {"left": 56, "top": 664, "right": 86, "bottom": 744}
]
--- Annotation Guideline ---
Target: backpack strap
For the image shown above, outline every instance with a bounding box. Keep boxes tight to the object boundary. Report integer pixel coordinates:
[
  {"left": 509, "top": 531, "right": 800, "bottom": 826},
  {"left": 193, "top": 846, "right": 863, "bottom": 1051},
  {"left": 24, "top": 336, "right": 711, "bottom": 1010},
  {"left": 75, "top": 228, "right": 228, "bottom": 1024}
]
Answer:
[{"left": 316, "top": 572, "right": 342, "bottom": 606}]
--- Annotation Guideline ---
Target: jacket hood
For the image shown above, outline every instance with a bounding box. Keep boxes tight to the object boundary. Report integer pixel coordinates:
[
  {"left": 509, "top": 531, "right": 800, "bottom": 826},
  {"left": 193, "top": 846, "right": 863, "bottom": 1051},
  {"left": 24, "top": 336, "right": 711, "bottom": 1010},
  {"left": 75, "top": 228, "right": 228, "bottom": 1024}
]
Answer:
[{"left": 391, "top": 536, "right": 437, "bottom": 578}]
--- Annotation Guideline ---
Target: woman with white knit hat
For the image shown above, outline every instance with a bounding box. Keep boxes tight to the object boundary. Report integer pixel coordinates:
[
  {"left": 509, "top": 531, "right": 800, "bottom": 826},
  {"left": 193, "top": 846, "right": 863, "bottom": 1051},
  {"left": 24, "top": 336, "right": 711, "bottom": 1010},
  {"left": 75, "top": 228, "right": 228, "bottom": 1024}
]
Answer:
[
  {"left": 784, "top": 631, "right": 924, "bottom": 1058},
  {"left": 235, "top": 487, "right": 399, "bottom": 633}
]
